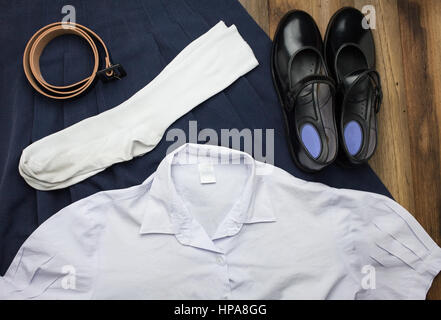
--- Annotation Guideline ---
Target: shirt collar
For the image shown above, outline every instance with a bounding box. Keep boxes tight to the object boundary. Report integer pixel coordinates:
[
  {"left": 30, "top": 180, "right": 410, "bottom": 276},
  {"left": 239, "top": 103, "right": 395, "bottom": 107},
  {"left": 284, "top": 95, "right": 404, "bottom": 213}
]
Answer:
[{"left": 139, "top": 143, "right": 276, "bottom": 253}]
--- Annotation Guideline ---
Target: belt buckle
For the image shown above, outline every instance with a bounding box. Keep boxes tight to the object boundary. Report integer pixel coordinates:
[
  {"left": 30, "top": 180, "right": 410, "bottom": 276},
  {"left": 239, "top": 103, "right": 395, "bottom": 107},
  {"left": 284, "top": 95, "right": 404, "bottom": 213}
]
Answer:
[{"left": 96, "top": 64, "right": 127, "bottom": 82}]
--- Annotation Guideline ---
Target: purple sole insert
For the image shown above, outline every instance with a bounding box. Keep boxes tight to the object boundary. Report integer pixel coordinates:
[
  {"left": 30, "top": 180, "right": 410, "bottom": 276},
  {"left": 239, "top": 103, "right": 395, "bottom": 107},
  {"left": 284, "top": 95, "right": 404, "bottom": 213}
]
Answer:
[
  {"left": 344, "top": 121, "right": 363, "bottom": 156},
  {"left": 301, "top": 123, "right": 322, "bottom": 159}
]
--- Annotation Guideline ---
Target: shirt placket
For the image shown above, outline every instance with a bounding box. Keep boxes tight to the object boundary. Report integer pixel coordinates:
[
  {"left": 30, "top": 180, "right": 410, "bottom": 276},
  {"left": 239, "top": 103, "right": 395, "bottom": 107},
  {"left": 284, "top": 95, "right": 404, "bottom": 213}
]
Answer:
[{"left": 213, "top": 252, "right": 232, "bottom": 300}]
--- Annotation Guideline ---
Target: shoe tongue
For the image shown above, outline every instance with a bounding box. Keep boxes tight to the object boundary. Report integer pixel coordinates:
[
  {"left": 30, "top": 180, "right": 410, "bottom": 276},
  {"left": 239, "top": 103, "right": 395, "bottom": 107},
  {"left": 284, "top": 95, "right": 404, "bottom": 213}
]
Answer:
[
  {"left": 342, "top": 69, "right": 374, "bottom": 104},
  {"left": 342, "top": 69, "right": 368, "bottom": 90}
]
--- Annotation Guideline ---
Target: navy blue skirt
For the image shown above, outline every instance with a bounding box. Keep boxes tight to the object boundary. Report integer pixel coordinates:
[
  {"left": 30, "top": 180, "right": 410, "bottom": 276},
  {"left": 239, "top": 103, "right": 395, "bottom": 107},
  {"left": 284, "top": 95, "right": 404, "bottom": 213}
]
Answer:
[{"left": 0, "top": 0, "right": 391, "bottom": 275}]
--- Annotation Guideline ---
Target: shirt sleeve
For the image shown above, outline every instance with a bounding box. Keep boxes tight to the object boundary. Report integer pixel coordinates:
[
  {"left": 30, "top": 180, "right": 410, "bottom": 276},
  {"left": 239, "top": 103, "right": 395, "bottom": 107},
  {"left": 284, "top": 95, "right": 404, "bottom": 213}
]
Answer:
[
  {"left": 0, "top": 198, "right": 103, "bottom": 300},
  {"left": 334, "top": 189, "right": 441, "bottom": 300}
]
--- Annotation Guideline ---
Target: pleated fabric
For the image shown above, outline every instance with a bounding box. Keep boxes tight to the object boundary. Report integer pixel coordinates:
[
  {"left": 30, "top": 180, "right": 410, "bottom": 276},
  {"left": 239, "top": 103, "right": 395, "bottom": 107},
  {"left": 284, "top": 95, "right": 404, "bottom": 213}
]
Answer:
[{"left": 0, "top": 0, "right": 391, "bottom": 275}]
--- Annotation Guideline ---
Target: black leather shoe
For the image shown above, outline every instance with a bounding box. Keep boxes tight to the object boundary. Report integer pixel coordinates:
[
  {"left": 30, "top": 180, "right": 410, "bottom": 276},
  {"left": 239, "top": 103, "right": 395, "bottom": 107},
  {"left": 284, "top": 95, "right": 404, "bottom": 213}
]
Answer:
[
  {"left": 324, "top": 7, "right": 383, "bottom": 166},
  {"left": 271, "top": 10, "right": 338, "bottom": 172}
]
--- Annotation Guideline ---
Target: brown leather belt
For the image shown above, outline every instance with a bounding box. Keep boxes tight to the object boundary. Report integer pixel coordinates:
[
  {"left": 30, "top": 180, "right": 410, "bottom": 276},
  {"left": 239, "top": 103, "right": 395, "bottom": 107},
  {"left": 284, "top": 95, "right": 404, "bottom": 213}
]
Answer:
[{"left": 23, "top": 22, "right": 125, "bottom": 100}]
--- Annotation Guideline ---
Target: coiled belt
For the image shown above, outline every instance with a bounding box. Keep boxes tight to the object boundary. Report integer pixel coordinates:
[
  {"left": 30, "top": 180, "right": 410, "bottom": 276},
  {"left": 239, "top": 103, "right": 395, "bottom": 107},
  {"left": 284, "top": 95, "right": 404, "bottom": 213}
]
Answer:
[{"left": 23, "top": 22, "right": 126, "bottom": 100}]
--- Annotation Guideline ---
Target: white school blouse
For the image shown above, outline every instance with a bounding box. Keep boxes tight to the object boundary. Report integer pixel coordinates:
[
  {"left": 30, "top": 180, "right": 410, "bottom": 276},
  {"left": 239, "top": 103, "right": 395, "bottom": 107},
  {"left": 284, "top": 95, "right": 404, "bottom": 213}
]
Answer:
[{"left": 1, "top": 144, "right": 440, "bottom": 300}]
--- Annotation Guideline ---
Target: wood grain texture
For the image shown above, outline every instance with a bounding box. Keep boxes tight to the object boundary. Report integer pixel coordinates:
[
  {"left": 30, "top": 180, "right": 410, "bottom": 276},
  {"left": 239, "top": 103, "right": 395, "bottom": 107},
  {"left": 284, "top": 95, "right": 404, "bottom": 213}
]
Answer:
[
  {"left": 238, "top": 0, "right": 270, "bottom": 34},
  {"left": 397, "top": 0, "right": 441, "bottom": 299},
  {"left": 239, "top": 0, "right": 441, "bottom": 299}
]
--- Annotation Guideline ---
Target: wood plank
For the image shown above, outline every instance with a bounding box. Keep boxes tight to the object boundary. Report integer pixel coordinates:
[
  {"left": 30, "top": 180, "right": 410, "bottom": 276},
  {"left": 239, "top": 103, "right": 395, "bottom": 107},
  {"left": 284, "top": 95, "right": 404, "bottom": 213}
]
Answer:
[
  {"left": 268, "top": 0, "right": 354, "bottom": 38},
  {"left": 397, "top": 0, "right": 441, "bottom": 300},
  {"left": 354, "top": 0, "right": 416, "bottom": 216},
  {"left": 238, "top": 0, "right": 270, "bottom": 34}
]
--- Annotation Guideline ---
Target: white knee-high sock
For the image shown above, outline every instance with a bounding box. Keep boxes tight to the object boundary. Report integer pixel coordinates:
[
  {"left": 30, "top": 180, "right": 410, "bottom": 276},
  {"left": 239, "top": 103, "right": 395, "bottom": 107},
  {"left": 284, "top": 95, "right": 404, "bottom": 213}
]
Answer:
[{"left": 19, "top": 21, "right": 259, "bottom": 191}]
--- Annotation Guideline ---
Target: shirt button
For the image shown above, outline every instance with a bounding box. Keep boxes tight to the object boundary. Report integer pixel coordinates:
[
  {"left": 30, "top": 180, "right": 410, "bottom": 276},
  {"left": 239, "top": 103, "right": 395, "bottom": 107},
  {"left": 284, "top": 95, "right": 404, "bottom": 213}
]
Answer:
[{"left": 216, "top": 255, "right": 226, "bottom": 266}]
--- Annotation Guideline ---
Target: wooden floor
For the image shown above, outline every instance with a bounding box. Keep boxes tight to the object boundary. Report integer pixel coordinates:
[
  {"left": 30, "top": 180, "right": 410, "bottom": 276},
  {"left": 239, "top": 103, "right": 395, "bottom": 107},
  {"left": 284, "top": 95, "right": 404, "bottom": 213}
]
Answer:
[{"left": 239, "top": 0, "right": 441, "bottom": 299}]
